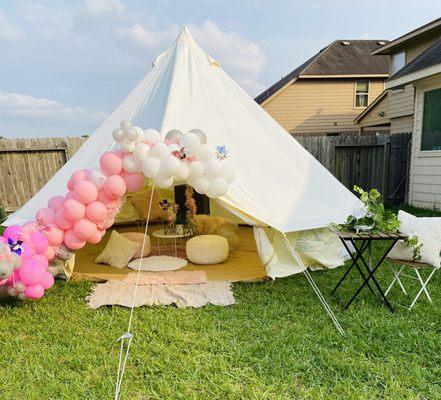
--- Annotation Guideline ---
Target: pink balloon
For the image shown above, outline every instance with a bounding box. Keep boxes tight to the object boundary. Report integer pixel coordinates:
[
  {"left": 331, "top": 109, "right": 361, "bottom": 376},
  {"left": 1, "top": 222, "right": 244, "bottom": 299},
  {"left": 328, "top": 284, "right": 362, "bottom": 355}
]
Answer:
[
  {"left": 86, "top": 201, "right": 107, "bottom": 224},
  {"left": 30, "top": 231, "right": 49, "bottom": 254},
  {"left": 3, "top": 225, "right": 23, "bottom": 242},
  {"left": 25, "top": 284, "right": 45, "bottom": 299},
  {"left": 87, "top": 229, "right": 102, "bottom": 244},
  {"left": 70, "top": 169, "right": 89, "bottom": 188},
  {"left": 34, "top": 254, "right": 49, "bottom": 269},
  {"left": 43, "top": 245, "right": 56, "bottom": 261},
  {"left": 36, "top": 208, "right": 56, "bottom": 226},
  {"left": 63, "top": 199, "right": 86, "bottom": 221},
  {"left": 100, "top": 152, "right": 123, "bottom": 176},
  {"left": 64, "top": 230, "right": 86, "bottom": 250},
  {"left": 19, "top": 259, "right": 45, "bottom": 286},
  {"left": 45, "top": 224, "right": 64, "bottom": 246},
  {"left": 54, "top": 209, "right": 74, "bottom": 230},
  {"left": 65, "top": 191, "right": 77, "bottom": 200},
  {"left": 67, "top": 179, "right": 75, "bottom": 191},
  {"left": 48, "top": 196, "right": 65, "bottom": 212},
  {"left": 21, "top": 242, "right": 36, "bottom": 259},
  {"left": 104, "top": 175, "right": 126, "bottom": 199},
  {"left": 97, "top": 189, "right": 113, "bottom": 206},
  {"left": 122, "top": 172, "right": 144, "bottom": 192},
  {"left": 102, "top": 217, "right": 115, "bottom": 230},
  {"left": 74, "top": 180, "right": 98, "bottom": 204},
  {"left": 41, "top": 272, "right": 54, "bottom": 290},
  {"left": 73, "top": 219, "right": 97, "bottom": 241}
]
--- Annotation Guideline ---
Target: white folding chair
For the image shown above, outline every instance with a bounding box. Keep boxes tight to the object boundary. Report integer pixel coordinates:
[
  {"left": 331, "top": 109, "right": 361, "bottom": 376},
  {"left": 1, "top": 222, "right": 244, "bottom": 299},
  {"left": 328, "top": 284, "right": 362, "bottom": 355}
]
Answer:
[{"left": 385, "top": 258, "right": 439, "bottom": 309}]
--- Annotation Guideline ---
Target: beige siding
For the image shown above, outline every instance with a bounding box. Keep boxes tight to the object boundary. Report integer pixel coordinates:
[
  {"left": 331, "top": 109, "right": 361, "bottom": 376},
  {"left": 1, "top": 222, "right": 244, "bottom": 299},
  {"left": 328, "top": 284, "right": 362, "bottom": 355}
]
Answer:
[
  {"left": 388, "top": 85, "right": 414, "bottom": 118},
  {"left": 390, "top": 115, "right": 414, "bottom": 134},
  {"left": 262, "top": 79, "right": 385, "bottom": 135},
  {"left": 358, "top": 93, "right": 390, "bottom": 128},
  {"left": 409, "top": 73, "right": 441, "bottom": 209}
]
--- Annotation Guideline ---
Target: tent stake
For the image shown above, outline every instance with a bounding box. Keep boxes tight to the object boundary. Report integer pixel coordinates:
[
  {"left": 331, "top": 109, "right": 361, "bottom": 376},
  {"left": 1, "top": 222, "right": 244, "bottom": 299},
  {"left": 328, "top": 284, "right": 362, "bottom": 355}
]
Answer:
[{"left": 282, "top": 234, "right": 346, "bottom": 337}]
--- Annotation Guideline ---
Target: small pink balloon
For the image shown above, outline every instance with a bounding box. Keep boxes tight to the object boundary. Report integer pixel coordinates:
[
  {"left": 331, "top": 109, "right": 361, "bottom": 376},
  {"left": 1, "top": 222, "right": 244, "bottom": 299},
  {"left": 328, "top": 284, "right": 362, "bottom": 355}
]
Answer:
[
  {"left": 25, "top": 283, "right": 45, "bottom": 299},
  {"left": 104, "top": 175, "right": 126, "bottom": 199},
  {"left": 74, "top": 180, "right": 99, "bottom": 204},
  {"left": 34, "top": 254, "right": 49, "bottom": 269},
  {"left": 64, "top": 230, "right": 86, "bottom": 250},
  {"left": 41, "top": 271, "right": 54, "bottom": 290},
  {"left": 3, "top": 225, "right": 23, "bottom": 242},
  {"left": 43, "top": 245, "right": 56, "bottom": 261},
  {"left": 121, "top": 172, "right": 144, "bottom": 192},
  {"left": 87, "top": 229, "right": 102, "bottom": 244},
  {"left": 45, "top": 224, "right": 64, "bottom": 246},
  {"left": 48, "top": 196, "right": 65, "bottom": 212},
  {"left": 97, "top": 189, "right": 113, "bottom": 206},
  {"left": 18, "top": 259, "right": 45, "bottom": 286},
  {"left": 36, "top": 208, "right": 56, "bottom": 226},
  {"left": 71, "top": 169, "right": 89, "bottom": 185},
  {"left": 65, "top": 191, "right": 77, "bottom": 200},
  {"left": 54, "top": 209, "right": 74, "bottom": 230},
  {"left": 63, "top": 199, "right": 86, "bottom": 221},
  {"left": 99, "top": 152, "right": 123, "bottom": 176},
  {"left": 67, "top": 179, "right": 75, "bottom": 191},
  {"left": 30, "top": 231, "right": 48, "bottom": 254},
  {"left": 86, "top": 201, "right": 107, "bottom": 224},
  {"left": 73, "top": 219, "right": 97, "bottom": 241},
  {"left": 21, "top": 242, "right": 36, "bottom": 259}
]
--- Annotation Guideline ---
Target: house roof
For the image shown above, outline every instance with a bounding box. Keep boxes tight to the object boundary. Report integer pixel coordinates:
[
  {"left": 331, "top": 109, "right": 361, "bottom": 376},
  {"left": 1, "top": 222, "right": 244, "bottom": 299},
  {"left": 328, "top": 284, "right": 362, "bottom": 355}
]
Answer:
[
  {"left": 372, "top": 17, "right": 441, "bottom": 55},
  {"left": 388, "top": 39, "right": 441, "bottom": 83},
  {"left": 354, "top": 90, "right": 388, "bottom": 123},
  {"left": 255, "top": 40, "right": 389, "bottom": 104}
]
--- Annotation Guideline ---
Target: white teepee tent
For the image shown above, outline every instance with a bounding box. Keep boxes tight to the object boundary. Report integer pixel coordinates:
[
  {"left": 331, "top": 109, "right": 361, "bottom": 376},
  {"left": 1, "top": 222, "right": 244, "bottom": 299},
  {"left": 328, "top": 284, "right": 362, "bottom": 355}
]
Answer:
[{"left": 7, "top": 27, "right": 359, "bottom": 333}]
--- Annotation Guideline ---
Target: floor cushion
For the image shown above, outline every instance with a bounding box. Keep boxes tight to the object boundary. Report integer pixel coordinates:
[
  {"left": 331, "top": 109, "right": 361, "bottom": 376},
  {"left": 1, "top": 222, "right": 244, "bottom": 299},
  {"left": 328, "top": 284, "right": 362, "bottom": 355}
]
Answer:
[
  {"left": 121, "top": 232, "right": 151, "bottom": 259},
  {"left": 95, "top": 230, "right": 140, "bottom": 268},
  {"left": 186, "top": 235, "right": 229, "bottom": 265}
]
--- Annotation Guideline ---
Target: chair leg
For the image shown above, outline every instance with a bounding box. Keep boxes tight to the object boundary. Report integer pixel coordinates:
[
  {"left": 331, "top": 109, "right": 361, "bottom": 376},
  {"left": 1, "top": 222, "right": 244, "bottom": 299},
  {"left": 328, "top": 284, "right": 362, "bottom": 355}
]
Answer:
[
  {"left": 409, "top": 268, "right": 437, "bottom": 309},
  {"left": 385, "top": 266, "right": 406, "bottom": 296}
]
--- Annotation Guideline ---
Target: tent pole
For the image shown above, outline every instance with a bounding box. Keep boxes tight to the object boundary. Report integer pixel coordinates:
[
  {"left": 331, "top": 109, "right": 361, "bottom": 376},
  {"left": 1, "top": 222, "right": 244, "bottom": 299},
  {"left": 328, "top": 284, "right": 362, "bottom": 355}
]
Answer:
[{"left": 282, "top": 234, "right": 346, "bottom": 337}]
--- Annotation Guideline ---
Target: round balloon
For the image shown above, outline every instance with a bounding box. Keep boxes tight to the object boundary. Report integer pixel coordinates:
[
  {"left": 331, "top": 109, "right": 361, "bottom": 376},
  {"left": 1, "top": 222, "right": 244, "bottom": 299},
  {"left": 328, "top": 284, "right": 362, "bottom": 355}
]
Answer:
[
  {"left": 104, "top": 175, "right": 127, "bottom": 199},
  {"left": 193, "top": 177, "right": 210, "bottom": 194},
  {"left": 189, "top": 128, "right": 207, "bottom": 144},
  {"left": 141, "top": 157, "right": 161, "bottom": 179},
  {"left": 121, "top": 172, "right": 144, "bottom": 192},
  {"left": 48, "top": 196, "right": 65, "bottom": 212},
  {"left": 164, "top": 129, "right": 183, "bottom": 143},
  {"left": 99, "top": 152, "right": 123, "bottom": 176},
  {"left": 73, "top": 219, "right": 98, "bottom": 241},
  {"left": 63, "top": 199, "right": 86, "bottom": 221},
  {"left": 25, "top": 284, "right": 45, "bottom": 299},
  {"left": 74, "top": 180, "right": 99, "bottom": 205},
  {"left": 122, "top": 154, "right": 140, "bottom": 173},
  {"left": 54, "top": 209, "right": 74, "bottom": 230},
  {"left": 85, "top": 201, "right": 107, "bottom": 224},
  {"left": 133, "top": 143, "right": 150, "bottom": 163},
  {"left": 64, "top": 230, "right": 86, "bottom": 250},
  {"left": 144, "top": 129, "right": 161, "bottom": 144}
]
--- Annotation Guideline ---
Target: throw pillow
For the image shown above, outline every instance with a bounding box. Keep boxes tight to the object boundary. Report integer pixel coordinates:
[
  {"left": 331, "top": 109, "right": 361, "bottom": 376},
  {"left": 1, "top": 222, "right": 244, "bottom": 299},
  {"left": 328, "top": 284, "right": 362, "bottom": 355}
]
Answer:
[{"left": 95, "top": 230, "right": 140, "bottom": 268}]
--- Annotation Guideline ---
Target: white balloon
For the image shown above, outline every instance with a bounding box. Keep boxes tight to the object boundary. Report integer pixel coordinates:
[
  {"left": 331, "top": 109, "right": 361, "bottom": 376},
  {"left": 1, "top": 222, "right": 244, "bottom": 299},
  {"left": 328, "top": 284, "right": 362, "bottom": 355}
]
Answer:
[
  {"left": 205, "top": 159, "right": 223, "bottom": 179},
  {"left": 134, "top": 127, "right": 145, "bottom": 143},
  {"left": 120, "top": 119, "right": 132, "bottom": 130},
  {"left": 221, "top": 164, "right": 235, "bottom": 184},
  {"left": 56, "top": 245, "right": 74, "bottom": 261},
  {"left": 174, "top": 162, "right": 189, "bottom": 181},
  {"left": 155, "top": 176, "right": 174, "bottom": 189},
  {"left": 151, "top": 142, "right": 170, "bottom": 159},
  {"left": 124, "top": 127, "right": 138, "bottom": 142},
  {"left": 196, "top": 144, "right": 215, "bottom": 163},
  {"left": 193, "top": 177, "right": 210, "bottom": 195},
  {"left": 14, "top": 281, "right": 26, "bottom": 293},
  {"left": 133, "top": 143, "right": 150, "bottom": 163},
  {"left": 144, "top": 128, "right": 162, "bottom": 144},
  {"left": 112, "top": 128, "right": 124, "bottom": 142},
  {"left": 167, "top": 143, "right": 180, "bottom": 153},
  {"left": 0, "top": 259, "right": 13, "bottom": 279},
  {"left": 142, "top": 157, "right": 161, "bottom": 178},
  {"left": 207, "top": 178, "right": 228, "bottom": 198},
  {"left": 123, "top": 154, "right": 140, "bottom": 173},
  {"left": 121, "top": 142, "right": 136, "bottom": 153},
  {"left": 188, "top": 161, "right": 205, "bottom": 179},
  {"left": 162, "top": 155, "right": 181, "bottom": 176},
  {"left": 180, "top": 132, "right": 201, "bottom": 153},
  {"left": 165, "top": 129, "right": 183, "bottom": 143},
  {"left": 189, "top": 128, "right": 207, "bottom": 144},
  {"left": 88, "top": 168, "right": 107, "bottom": 189}
]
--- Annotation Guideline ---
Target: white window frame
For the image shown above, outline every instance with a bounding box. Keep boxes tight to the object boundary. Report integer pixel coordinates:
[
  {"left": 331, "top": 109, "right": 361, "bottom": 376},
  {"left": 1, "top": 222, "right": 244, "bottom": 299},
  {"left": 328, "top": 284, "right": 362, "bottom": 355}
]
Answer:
[
  {"left": 391, "top": 51, "right": 406, "bottom": 75},
  {"left": 354, "top": 80, "right": 369, "bottom": 109},
  {"left": 418, "top": 83, "right": 441, "bottom": 155}
]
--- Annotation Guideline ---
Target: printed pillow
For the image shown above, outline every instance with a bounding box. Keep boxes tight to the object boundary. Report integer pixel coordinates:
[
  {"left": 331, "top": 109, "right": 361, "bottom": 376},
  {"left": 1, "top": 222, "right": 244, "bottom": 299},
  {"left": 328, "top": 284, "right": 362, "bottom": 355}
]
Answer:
[
  {"left": 95, "top": 230, "right": 140, "bottom": 268},
  {"left": 388, "top": 210, "right": 441, "bottom": 266}
]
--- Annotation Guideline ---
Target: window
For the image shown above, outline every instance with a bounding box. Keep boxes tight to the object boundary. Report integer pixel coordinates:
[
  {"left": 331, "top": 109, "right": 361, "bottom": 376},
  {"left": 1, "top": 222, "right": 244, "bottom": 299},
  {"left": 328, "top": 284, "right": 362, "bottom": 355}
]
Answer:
[
  {"left": 421, "top": 88, "right": 441, "bottom": 151},
  {"left": 391, "top": 51, "right": 406, "bottom": 74},
  {"left": 355, "top": 80, "right": 369, "bottom": 108}
]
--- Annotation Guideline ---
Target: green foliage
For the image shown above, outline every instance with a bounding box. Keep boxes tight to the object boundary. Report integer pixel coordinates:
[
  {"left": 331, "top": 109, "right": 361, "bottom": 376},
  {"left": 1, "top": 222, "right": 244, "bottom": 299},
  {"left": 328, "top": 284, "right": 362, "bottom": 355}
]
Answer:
[{"left": 404, "top": 235, "right": 423, "bottom": 261}]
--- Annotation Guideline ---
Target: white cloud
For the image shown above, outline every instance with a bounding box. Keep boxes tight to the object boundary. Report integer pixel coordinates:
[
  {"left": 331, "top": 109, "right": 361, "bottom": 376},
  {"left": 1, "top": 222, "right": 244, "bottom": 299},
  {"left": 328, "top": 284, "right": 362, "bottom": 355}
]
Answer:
[
  {"left": 0, "top": 92, "right": 107, "bottom": 135},
  {"left": 0, "top": 11, "right": 23, "bottom": 41},
  {"left": 83, "top": 0, "right": 124, "bottom": 17}
]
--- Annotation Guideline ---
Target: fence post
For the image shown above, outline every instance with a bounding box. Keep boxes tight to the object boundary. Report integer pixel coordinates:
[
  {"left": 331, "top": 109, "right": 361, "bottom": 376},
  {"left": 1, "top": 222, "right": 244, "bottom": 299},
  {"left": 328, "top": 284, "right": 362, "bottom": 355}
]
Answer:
[{"left": 382, "top": 140, "right": 391, "bottom": 206}]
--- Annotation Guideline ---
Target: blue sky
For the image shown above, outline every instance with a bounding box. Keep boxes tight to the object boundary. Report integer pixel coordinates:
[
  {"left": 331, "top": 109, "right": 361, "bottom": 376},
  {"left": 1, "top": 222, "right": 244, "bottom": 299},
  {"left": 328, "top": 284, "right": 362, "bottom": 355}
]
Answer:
[{"left": 0, "top": 0, "right": 439, "bottom": 137}]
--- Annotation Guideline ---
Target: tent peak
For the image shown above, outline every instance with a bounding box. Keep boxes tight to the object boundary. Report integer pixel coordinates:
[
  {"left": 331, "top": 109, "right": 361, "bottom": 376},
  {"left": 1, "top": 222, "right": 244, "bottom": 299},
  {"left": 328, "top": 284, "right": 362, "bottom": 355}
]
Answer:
[{"left": 176, "top": 26, "right": 195, "bottom": 43}]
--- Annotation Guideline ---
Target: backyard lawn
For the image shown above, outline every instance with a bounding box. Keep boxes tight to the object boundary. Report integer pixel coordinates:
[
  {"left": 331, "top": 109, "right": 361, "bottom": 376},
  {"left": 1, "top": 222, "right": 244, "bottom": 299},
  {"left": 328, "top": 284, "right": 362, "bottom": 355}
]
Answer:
[{"left": 0, "top": 205, "right": 440, "bottom": 399}]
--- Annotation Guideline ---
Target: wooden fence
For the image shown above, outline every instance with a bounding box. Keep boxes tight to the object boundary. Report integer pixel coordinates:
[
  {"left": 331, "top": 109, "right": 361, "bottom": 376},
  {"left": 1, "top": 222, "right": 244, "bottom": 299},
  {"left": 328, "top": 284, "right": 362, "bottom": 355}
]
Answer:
[
  {"left": 0, "top": 137, "right": 87, "bottom": 212},
  {"left": 0, "top": 133, "right": 411, "bottom": 213},
  {"left": 294, "top": 133, "right": 411, "bottom": 205}
]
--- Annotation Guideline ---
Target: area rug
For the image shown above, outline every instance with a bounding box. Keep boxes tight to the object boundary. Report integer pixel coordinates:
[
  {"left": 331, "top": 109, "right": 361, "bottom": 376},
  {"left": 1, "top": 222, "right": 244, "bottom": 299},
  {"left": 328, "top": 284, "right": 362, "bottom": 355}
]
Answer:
[
  {"left": 122, "top": 270, "right": 207, "bottom": 285},
  {"left": 86, "top": 280, "right": 235, "bottom": 309},
  {"left": 127, "top": 255, "right": 187, "bottom": 272}
]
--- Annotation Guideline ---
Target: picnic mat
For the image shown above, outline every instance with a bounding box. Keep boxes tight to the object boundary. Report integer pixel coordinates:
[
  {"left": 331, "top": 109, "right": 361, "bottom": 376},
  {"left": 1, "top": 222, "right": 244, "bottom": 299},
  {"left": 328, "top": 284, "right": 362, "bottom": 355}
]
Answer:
[
  {"left": 86, "top": 280, "right": 235, "bottom": 309},
  {"left": 122, "top": 270, "right": 207, "bottom": 285}
]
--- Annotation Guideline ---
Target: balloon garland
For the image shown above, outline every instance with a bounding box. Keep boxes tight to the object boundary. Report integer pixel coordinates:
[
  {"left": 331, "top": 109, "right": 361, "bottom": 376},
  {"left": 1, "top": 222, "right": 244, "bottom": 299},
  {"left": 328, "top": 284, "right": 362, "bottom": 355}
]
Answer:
[{"left": 0, "top": 120, "right": 235, "bottom": 299}]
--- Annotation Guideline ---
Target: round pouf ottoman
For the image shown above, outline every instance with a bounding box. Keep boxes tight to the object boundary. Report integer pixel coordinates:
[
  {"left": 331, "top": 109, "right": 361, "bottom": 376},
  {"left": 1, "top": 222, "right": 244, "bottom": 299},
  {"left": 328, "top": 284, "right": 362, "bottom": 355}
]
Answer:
[{"left": 186, "top": 235, "right": 229, "bottom": 265}]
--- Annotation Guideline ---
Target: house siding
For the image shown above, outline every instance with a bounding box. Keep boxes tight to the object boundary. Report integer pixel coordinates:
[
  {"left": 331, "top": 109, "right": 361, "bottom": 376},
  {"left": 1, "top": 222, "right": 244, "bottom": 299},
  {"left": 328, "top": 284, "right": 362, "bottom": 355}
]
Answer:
[
  {"left": 408, "top": 73, "right": 441, "bottom": 209},
  {"left": 358, "top": 94, "right": 390, "bottom": 128},
  {"left": 262, "top": 78, "right": 385, "bottom": 135}
]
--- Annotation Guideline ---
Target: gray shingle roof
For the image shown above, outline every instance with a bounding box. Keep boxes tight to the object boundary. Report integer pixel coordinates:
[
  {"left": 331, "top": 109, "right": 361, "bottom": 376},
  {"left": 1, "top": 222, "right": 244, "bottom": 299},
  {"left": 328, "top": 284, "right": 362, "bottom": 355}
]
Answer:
[
  {"left": 389, "top": 39, "right": 441, "bottom": 82},
  {"left": 255, "top": 40, "right": 389, "bottom": 104}
]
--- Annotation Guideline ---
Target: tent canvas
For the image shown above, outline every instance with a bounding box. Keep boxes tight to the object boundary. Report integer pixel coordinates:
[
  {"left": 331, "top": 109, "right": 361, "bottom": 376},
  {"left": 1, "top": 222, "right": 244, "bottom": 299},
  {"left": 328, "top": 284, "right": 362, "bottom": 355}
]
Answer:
[{"left": 5, "top": 27, "right": 359, "bottom": 333}]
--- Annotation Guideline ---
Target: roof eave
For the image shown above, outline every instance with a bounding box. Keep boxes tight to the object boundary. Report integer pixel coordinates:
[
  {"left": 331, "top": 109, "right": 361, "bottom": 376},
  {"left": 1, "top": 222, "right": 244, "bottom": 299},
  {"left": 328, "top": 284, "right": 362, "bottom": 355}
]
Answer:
[
  {"left": 385, "top": 63, "right": 441, "bottom": 89},
  {"left": 354, "top": 90, "right": 388, "bottom": 123},
  {"left": 299, "top": 74, "right": 389, "bottom": 79}
]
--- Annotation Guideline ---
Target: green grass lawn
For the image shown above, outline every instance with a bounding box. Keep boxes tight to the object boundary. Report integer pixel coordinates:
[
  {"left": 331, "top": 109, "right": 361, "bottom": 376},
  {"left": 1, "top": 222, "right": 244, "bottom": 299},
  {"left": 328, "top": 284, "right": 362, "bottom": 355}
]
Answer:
[{"left": 1, "top": 206, "right": 440, "bottom": 399}]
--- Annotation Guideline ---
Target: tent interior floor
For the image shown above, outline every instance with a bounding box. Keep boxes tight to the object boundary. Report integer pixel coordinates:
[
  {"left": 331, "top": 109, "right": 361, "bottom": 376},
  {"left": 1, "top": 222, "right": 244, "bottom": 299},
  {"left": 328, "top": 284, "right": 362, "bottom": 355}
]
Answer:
[{"left": 73, "top": 225, "right": 267, "bottom": 282}]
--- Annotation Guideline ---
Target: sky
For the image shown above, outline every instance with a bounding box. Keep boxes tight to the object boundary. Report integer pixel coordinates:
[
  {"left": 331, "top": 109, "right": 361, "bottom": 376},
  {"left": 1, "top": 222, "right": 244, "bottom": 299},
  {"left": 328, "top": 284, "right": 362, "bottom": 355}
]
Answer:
[{"left": 0, "top": 0, "right": 439, "bottom": 138}]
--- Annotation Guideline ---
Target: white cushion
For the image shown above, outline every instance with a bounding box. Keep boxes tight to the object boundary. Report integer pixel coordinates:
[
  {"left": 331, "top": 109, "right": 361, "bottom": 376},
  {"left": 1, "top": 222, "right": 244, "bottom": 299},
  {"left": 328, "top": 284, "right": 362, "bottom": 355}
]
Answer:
[
  {"left": 186, "top": 235, "right": 229, "bottom": 265},
  {"left": 388, "top": 210, "right": 441, "bottom": 266}
]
